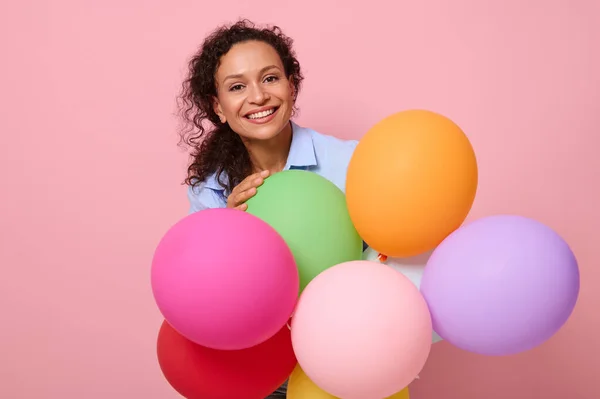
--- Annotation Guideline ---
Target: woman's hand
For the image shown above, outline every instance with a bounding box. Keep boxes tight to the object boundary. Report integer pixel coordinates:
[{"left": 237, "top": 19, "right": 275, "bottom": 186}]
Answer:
[{"left": 226, "top": 170, "right": 270, "bottom": 211}]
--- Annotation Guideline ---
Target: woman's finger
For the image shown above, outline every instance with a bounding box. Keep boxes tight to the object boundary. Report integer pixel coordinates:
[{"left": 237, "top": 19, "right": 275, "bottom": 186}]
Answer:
[
  {"left": 235, "top": 203, "right": 248, "bottom": 211},
  {"left": 237, "top": 170, "right": 269, "bottom": 193},
  {"left": 227, "top": 170, "right": 270, "bottom": 208},
  {"left": 233, "top": 186, "right": 257, "bottom": 206}
]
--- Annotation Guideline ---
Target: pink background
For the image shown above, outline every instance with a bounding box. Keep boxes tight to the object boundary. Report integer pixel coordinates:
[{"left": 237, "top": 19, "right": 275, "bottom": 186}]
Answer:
[{"left": 1, "top": 1, "right": 598, "bottom": 398}]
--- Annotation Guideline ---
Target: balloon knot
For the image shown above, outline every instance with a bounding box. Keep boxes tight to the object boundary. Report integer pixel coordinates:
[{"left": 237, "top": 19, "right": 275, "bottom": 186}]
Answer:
[{"left": 377, "top": 253, "right": 388, "bottom": 262}]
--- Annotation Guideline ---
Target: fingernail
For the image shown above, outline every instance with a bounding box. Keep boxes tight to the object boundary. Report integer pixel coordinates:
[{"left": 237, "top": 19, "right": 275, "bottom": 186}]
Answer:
[
  {"left": 261, "top": 170, "right": 270, "bottom": 177},
  {"left": 254, "top": 178, "right": 262, "bottom": 185}
]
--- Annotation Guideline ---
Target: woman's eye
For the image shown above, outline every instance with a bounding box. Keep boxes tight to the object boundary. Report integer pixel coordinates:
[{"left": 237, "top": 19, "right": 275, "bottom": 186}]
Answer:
[
  {"left": 264, "top": 75, "right": 279, "bottom": 83},
  {"left": 230, "top": 84, "right": 244, "bottom": 91}
]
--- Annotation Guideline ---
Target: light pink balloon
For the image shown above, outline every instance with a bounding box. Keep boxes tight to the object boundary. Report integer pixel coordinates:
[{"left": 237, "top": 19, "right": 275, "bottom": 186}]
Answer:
[
  {"left": 151, "top": 208, "right": 299, "bottom": 350},
  {"left": 291, "top": 260, "right": 432, "bottom": 399}
]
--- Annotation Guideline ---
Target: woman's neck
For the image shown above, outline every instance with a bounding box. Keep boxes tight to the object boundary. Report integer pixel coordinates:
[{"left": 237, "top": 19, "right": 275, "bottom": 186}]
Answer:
[{"left": 244, "top": 122, "right": 293, "bottom": 173}]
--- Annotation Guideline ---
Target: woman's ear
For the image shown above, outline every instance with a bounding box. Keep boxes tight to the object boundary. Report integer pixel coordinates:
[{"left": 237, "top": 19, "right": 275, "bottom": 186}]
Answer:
[{"left": 213, "top": 97, "right": 226, "bottom": 124}]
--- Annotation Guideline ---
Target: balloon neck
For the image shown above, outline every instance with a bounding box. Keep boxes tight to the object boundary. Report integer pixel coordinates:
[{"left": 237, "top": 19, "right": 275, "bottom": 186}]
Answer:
[{"left": 377, "top": 253, "right": 388, "bottom": 262}]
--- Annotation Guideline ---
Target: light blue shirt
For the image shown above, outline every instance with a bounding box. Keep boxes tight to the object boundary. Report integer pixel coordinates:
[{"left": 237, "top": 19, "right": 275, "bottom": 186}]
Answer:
[{"left": 187, "top": 121, "right": 358, "bottom": 212}]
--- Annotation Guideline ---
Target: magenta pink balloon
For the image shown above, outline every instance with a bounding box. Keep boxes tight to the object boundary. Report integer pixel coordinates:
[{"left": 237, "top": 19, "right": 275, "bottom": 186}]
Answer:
[
  {"left": 151, "top": 208, "right": 299, "bottom": 350},
  {"left": 291, "top": 261, "right": 432, "bottom": 399}
]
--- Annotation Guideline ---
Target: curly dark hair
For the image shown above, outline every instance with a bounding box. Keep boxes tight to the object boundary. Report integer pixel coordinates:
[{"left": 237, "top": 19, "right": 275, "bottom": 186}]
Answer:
[{"left": 177, "top": 19, "right": 304, "bottom": 193}]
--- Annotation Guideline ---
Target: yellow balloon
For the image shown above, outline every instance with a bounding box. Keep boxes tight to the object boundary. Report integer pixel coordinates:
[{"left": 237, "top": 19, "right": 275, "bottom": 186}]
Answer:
[{"left": 287, "top": 364, "right": 410, "bottom": 399}]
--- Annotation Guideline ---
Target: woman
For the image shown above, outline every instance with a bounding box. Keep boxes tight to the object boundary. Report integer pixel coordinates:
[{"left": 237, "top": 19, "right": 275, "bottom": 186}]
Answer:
[
  {"left": 177, "top": 19, "right": 359, "bottom": 398},
  {"left": 179, "top": 19, "right": 358, "bottom": 214}
]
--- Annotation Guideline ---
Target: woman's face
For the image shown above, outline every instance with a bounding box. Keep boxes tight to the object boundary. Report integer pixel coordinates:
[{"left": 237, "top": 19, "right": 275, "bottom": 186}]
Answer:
[{"left": 213, "top": 40, "right": 295, "bottom": 142}]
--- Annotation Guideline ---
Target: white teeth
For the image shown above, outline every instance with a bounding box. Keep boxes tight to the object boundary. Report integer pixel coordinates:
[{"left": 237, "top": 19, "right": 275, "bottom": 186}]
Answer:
[{"left": 247, "top": 108, "right": 275, "bottom": 119}]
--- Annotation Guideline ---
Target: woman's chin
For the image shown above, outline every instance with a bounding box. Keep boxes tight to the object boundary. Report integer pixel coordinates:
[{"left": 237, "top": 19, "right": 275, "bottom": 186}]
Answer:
[{"left": 239, "top": 119, "right": 290, "bottom": 142}]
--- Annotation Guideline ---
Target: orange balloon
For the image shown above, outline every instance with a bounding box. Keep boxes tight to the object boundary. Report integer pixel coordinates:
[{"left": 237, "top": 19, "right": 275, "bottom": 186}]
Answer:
[{"left": 346, "top": 109, "right": 478, "bottom": 258}]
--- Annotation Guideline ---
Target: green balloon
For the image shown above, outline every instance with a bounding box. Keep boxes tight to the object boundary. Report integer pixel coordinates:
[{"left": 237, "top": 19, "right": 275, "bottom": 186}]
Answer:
[{"left": 246, "top": 170, "right": 363, "bottom": 292}]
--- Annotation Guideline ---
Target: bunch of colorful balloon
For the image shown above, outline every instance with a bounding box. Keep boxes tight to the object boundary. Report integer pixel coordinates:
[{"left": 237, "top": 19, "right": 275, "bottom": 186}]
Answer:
[
  {"left": 345, "top": 109, "right": 580, "bottom": 360},
  {"left": 150, "top": 168, "right": 374, "bottom": 398},
  {"left": 150, "top": 109, "right": 580, "bottom": 399}
]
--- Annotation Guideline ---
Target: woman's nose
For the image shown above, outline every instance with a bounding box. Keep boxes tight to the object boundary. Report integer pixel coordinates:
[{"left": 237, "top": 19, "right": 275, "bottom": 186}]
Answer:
[{"left": 248, "top": 83, "right": 269, "bottom": 104}]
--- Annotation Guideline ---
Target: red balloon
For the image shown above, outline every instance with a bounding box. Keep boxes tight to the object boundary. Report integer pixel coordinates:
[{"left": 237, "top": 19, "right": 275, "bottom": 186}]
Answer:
[{"left": 157, "top": 320, "right": 296, "bottom": 399}]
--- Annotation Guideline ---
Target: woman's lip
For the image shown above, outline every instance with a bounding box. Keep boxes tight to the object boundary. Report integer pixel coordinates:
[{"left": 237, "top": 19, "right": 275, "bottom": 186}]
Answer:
[
  {"left": 244, "top": 106, "right": 277, "bottom": 117},
  {"left": 244, "top": 107, "right": 279, "bottom": 124}
]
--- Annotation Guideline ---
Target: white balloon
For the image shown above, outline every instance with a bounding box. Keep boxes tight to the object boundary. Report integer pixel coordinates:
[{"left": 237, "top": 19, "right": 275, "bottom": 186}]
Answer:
[{"left": 362, "top": 247, "right": 443, "bottom": 344}]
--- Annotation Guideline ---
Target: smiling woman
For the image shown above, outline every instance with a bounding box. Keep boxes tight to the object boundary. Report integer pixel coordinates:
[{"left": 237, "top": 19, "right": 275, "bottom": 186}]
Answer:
[
  {"left": 213, "top": 42, "right": 294, "bottom": 151},
  {"left": 179, "top": 19, "right": 359, "bottom": 216},
  {"left": 176, "top": 19, "right": 360, "bottom": 398}
]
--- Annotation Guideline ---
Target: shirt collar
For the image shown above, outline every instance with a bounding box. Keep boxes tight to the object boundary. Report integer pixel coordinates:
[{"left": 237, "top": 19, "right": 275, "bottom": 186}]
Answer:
[
  {"left": 204, "top": 121, "right": 317, "bottom": 192},
  {"left": 284, "top": 120, "right": 317, "bottom": 170}
]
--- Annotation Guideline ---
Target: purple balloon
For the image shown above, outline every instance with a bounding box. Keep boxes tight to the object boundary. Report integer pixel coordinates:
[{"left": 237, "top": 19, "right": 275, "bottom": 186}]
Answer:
[{"left": 420, "top": 214, "right": 579, "bottom": 356}]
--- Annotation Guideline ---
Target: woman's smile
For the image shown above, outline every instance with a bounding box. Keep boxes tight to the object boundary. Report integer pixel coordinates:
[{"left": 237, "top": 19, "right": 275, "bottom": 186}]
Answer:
[{"left": 244, "top": 106, "right": 280, "bottom": 124}]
